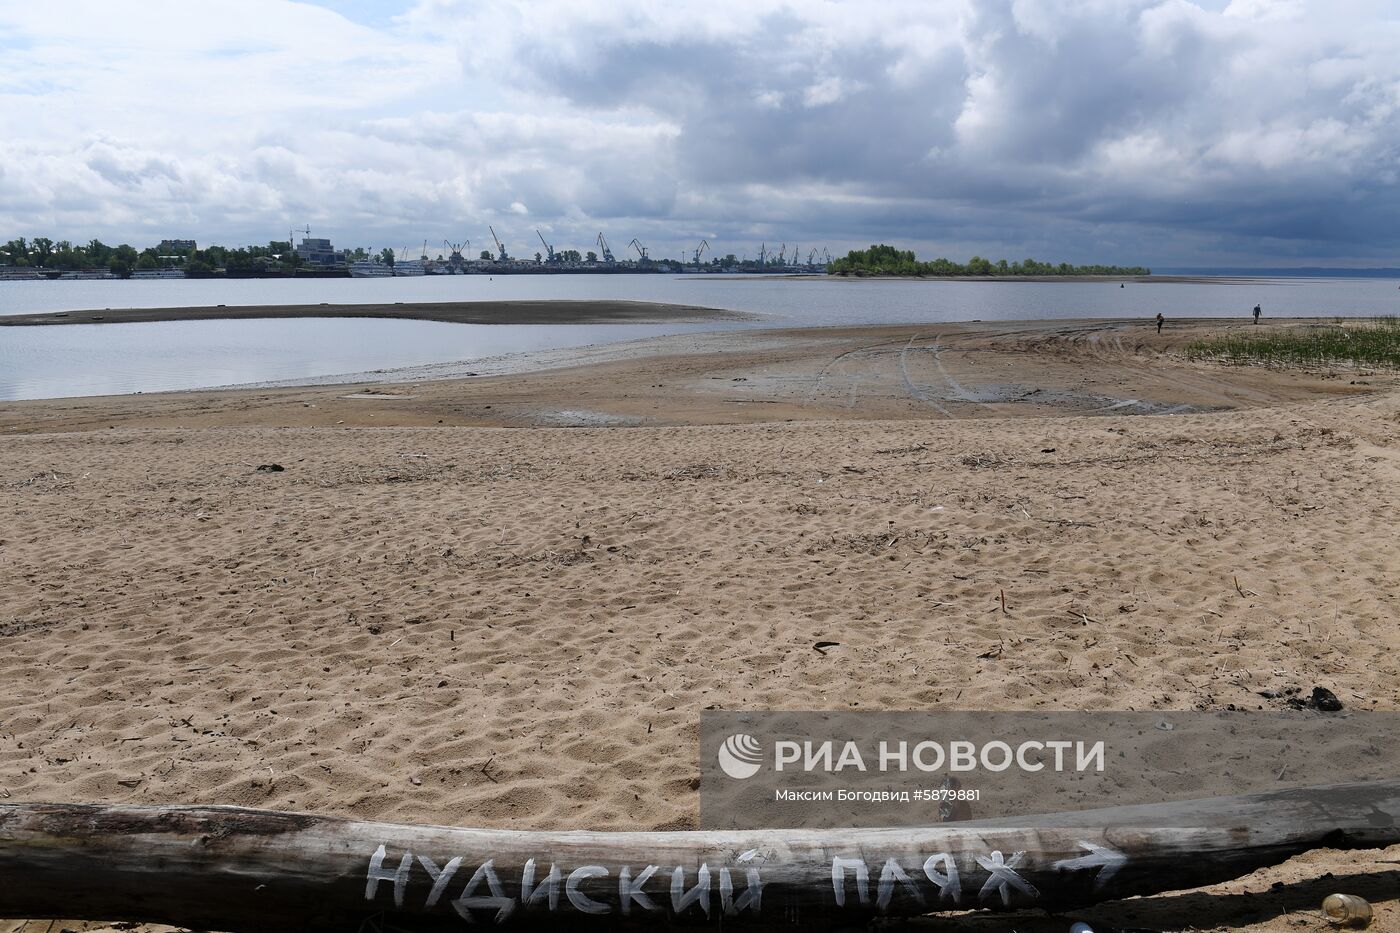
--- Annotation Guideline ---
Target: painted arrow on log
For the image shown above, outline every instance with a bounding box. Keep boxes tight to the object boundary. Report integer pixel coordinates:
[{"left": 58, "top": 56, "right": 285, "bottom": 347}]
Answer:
[
  {"left": 1052, "top": 840, "right": 1128, "bottom": 888},
  {"left": 1, "top": 779, "right": 1398, "bottom": 931}
]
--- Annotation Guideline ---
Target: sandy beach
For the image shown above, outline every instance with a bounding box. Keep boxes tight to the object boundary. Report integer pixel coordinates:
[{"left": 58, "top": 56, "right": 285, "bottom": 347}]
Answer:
[{"left": 3, "top": 316, "right": 1400, "bottom": 932}]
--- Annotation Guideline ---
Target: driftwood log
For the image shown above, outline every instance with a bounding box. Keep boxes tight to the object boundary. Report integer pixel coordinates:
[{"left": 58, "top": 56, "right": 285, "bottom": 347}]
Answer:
[{"left": 2, "top": 780, "right": 1398, "bottom": 931}]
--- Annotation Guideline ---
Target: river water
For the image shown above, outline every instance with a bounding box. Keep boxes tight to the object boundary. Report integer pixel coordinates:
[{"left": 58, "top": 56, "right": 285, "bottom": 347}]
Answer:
[{"left": 2, "top": 274, "right": 1397, "bottom": 401}]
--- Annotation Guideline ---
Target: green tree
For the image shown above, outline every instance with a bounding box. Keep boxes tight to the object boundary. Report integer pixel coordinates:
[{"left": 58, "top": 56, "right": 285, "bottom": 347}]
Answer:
[
  {"left": 2, "top": 237, "right": 29, "bottom": 265},
  {"left": 378, "top": 248, "right": 396, "bottom": 266},
  {"left": 106, "top": 242, "right": 136, "bottom": 276},
  {"left": 479, "top": 250, "right": 492, "bottom": 260},
  {"left": 51, "top": 240, "right": 83, "bottom": 270},
  {"left": 829, "top": 244, "right": 1148, "bottom": 278}
]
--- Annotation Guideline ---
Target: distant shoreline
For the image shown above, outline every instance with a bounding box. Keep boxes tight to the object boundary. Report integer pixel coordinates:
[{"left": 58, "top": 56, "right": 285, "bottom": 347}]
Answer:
[
  {"left": 690, "top": 273, "right": 1268, "bottom": 284},
  {"left": 824, "top": 273, "right": 1264, "bottom": 284},
  {"left": 0, "top": 299, "right": 749, "bottom": 328}
]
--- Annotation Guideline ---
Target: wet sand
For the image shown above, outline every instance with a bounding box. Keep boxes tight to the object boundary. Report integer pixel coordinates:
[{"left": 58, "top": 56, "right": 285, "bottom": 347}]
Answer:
[
  {"left": 0, "top": 299, "right": 747, "bottom": 328},
  {"left": 3, "top": 317, "right": 1400, "bottom": 933},
  {"left": 0, "top": 317, "right": 1379, "bottom": 434}
]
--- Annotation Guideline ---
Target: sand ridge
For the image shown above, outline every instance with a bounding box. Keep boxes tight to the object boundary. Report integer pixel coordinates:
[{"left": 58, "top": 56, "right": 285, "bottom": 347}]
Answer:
[{"left": 0, "top": 298, "right": 748, "bottom": 328}]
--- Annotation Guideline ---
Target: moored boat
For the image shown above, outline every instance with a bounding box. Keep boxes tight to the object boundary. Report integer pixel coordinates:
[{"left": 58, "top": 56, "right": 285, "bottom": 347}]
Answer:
[{"left": 349, "top": 260, "right": 393, "bottom": 278}]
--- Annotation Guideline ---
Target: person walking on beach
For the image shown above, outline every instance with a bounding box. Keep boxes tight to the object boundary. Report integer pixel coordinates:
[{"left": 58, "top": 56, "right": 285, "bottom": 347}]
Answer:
[
  {"left": 1155, "top": 312, "right": 1164, "bottom": 334},
  {"left": 1253, "top": 304, "right": 1262, "bottom": 324}
]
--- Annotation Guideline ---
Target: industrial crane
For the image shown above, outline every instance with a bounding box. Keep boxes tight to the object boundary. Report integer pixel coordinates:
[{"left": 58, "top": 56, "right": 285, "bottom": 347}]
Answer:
[
  {"left": 693, "top": 239, "right": 709, "bottom": 266},
  {"left": 807, "top": 248, "right": 818, "bottom": 267},
  {"left": 628, "top": 238, "right": 648, "bottom": 260},
  {"left": 489, "top": 226, "right": 508, "bottom": 261},
  {"left": 791, "top": 244, "right": 799, "bottom": 268},
  {"left": 596, "top": 232, "right": 615, "bottom": 262},
  {"left": 777, "top": 244, "right": 786, "bottom": 266},
  {"left": 758, "top": 243, "right": 767, "bottom": 267},
  {"left": 444, "top": 240, "right": 467, "bottom": 264},
  {"left": 536, "top": 229, "right": 555, "bottom": 263}
]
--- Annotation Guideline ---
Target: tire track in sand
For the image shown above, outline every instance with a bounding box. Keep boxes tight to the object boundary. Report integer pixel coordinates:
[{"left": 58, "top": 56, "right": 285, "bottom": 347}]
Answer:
[{"left": 898, "top": 334, "right": 954, "bottom": 417}]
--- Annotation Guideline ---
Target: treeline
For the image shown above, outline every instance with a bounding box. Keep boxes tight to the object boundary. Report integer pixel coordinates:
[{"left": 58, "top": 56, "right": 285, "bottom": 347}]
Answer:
[
  {"left": 828, "top": 244, "right": 1149, "bottom": 277},
  {"left": 0, "top": 237, "right": 305, "bottom": 277}
]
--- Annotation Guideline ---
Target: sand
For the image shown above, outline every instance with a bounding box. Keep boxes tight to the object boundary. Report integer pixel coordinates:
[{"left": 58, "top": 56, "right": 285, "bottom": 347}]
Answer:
[
  {"left": 0, "top": 298, "right": 747, "bottom": 328},
  {"left": 3, "top": 317, "right": 1400, "bottom": 932},
  {"left": 0, "top": 318, "right": 1376, "bottom": 434}
]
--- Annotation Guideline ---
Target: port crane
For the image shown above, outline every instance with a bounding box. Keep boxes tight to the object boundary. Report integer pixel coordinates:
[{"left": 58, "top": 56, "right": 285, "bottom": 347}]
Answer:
[
  {"left": 628, "top": 238, "right": 648, "bottom": 260},
  {"left": 596, "top": 232, "right": 615, "bottom": 262},
  {"left": 445, "top": 240, "right": 468, "bottom": 264},
  {"left": 791, "top": 244, "right": 799, "bottom": 268},
  {"left": 536, "top": 229, "right": 555, "bottom": 263},
  {"left": 777, "top": 244, "right": 786, "bottom": 266},
  {"left": 489, "top": 226, "right": 508, "bottom": 261},
  {"left": 692, "top": 239, "right": 709, "bottom": 266},
  {"left": 807, "top": 248, "right": 818, "bottom": 266}
]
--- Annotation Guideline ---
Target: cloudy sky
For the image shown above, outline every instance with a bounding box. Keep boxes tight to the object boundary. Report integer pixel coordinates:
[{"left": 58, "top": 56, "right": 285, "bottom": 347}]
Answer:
[{"left": 1, "top": 0, "right": 1397, "bottom": 266}]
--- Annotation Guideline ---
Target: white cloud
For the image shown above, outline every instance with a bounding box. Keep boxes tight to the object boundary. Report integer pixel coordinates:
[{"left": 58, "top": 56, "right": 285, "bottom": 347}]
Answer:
[{"left": 1, "top": 0, "right": 1399, "bottom": 263}]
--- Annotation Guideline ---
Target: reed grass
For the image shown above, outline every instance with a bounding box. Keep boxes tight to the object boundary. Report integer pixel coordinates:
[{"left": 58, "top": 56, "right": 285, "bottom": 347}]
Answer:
[{"left": 1185, "top": 317, "right": 1400, "bottom": 369}]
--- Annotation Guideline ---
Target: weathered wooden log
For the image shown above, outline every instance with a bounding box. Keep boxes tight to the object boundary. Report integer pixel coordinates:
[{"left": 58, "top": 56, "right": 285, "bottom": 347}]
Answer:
[{"left": 2, "top": 780, "right": 1398, "bottom": 931}]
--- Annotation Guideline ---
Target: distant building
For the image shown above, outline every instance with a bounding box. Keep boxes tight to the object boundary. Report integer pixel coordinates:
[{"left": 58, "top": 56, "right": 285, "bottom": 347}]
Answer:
[
  {"left": 294, "top": 237, "right": 345, "bottom": 267},
  {"left": 158, "top": 239, "right": 197, "bottom": 253}
]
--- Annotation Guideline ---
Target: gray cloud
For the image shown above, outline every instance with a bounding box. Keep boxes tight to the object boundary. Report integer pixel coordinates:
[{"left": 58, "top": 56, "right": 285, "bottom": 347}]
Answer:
[
  {"left": 1, "top": 0, "right": 1398, "bottom": 264},
  {"left": 392, "top": 0, "right": 1400, "bottom": 263}
]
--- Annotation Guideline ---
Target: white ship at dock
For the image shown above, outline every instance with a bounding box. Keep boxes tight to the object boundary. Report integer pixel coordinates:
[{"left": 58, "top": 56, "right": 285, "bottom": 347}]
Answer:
[{"left": 349, "top": 260, "right": 394, "bottom": 278}]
